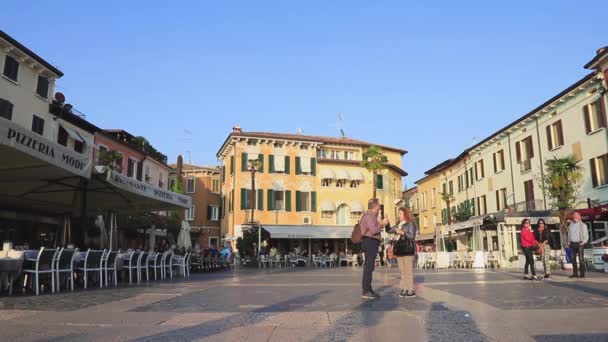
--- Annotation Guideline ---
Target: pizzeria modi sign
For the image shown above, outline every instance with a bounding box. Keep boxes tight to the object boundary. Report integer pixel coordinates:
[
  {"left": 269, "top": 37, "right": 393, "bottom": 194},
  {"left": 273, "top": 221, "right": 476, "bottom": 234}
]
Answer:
[{"left": 0, "top": 118, "right": 92, "bottom": 178}]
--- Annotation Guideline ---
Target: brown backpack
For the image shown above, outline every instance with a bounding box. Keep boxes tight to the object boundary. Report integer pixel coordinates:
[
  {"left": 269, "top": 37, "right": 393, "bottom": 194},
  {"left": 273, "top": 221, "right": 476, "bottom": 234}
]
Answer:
[{"left": 351, "top": 213, "right": 368, "bottom": 244}]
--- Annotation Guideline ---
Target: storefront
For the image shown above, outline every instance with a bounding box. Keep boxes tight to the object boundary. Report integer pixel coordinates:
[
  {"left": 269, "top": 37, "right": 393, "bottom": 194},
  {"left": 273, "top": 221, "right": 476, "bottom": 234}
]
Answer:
[{"left": 261, "top": 225, "right": 353, "bottom": 256}]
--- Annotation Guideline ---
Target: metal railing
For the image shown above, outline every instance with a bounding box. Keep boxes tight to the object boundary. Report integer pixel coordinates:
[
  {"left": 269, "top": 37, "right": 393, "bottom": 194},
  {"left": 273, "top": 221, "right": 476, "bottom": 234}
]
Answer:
[
  {"left": 519, "top": 159, "right": 532, "bottom": 173},
  {"left": 506, "top": 200, "right": 544, "bottom": 213}
]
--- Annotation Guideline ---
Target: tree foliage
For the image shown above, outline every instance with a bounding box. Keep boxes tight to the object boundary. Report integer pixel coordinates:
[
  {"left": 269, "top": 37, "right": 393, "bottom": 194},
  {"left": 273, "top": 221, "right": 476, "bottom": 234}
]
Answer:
[
  {"left": 130, "top": 136, "right": 168, "bottom": 164},
  {"left": 361, "top": 146, "right": 388, "bottom": 198},
  {"left": 98, "top": 150, "right": 123, "bottom": 171}
]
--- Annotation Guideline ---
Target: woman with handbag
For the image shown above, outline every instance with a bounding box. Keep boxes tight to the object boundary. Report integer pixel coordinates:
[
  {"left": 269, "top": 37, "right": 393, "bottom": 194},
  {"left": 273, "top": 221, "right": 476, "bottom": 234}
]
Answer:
[
  {"left": 388, "top": 207, "right": 417, "bottom": 298},
  {"left": 520, "top": 218, "right": 540, "bottom": 281}
]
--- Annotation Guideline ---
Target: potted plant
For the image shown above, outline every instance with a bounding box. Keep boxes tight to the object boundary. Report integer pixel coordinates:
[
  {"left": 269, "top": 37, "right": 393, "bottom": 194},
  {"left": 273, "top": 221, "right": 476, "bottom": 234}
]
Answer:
[{"left": 603, "top": 254, "right": 608, "bottom": 273}]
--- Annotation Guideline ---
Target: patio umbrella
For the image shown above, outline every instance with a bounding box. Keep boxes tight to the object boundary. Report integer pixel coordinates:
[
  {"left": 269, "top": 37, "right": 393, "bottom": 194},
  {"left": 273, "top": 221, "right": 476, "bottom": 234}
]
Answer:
[
  {"left": 62, "top": 215, "right": 71, "bottom": 246},
  {"left": 176, "top": 220, "right": 192, "bottom": 251}
]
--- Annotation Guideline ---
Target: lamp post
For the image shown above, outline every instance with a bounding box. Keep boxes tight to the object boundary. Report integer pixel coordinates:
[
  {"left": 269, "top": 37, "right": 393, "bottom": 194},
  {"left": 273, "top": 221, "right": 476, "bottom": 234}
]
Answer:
[{"left": 248, "top": 159, "right": 261, "bottom": 266}]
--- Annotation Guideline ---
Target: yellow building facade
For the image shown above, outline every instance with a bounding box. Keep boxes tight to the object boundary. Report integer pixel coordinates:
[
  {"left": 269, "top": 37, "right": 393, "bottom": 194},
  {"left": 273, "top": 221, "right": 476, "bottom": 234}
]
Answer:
[
  {"left": 216, "top": 127, "right": 407, "bottom": 249},
  {"left": 415, "top": 167, "right": 443, "bottom": 245}
]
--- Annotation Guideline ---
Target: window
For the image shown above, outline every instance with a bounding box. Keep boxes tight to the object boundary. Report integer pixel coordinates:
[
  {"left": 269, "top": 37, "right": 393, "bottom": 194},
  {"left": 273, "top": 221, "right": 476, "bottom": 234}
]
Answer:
[
  {"left": 350, "top": 180, "right": 360, "bottom": 188},
  {"left": 458, "top": 175, "right": 463, "bottom": 192},
  {"left": 516, "top": 136, "right": 534, "bottom": 173},
  {"left": 422, "top": 192, "right": 428, "bottom": 211},
  {"left": 273, "top": 191, "right": 285, "bottom": 211},
  {"left": 493, "top": 150, "right": 506, "bottom": 173},
  {"left": 127, "top": 159, "right": 138, "bottom": 179},
  {"left": 3, "top": 55, "right": 19, "bottom": 82},
  {"left": 208, "top": 205, "right": 219, "bottom": 221},
  {"left": 336, "top": 179, "right": 346, "bottom": 187},
  {"left": 185, "top": 206, "right": 195, "bottom": 221},
  {"left": 247, "top": 139, "right": 257, "bottom": 146},
  {"left": 475, "top": 160, "right": 485, "bottom": 180},
  {"left": 144, "top": 165, "right": 151, "bottom": 182},
  {"left": 431, "top": 188, "right": 436, "bottom": 208},
  {"left": 524, "top": 180, "right": 535, "bottom": 210},
  {"left": 331, "top": 150, "right": 339, "bottom": 160},
  {"left": 74, "top": 140, "right": 84, "bottom": 153},
  {"left": 468, "top": 168, "right": 474, "bottom": 188},
  {"left": 496, "top": 188, "right": 507, "bottom": 211},
  {"left": 423, "top": 216, "right": 428, "bottom": 228},
  {"left": 209, "top": 237, "right": 219, "bottom": 248},
  {"left": 583, "top": 99, "right": 607, "bottom": 134},
  {"left": 477, "top": 195, "right": 487, "bottom": 215},
  {"left": 590, "top": 154, "right": 608, "bottom": 188},
  {"left": 442, "top": 183, "right": 447, "bottom": 195},
  {"left": 212, "top": 179, "right": 221, "bottom": 194},
  {"left": 186, "top": 177, "right": 195, "bottom": 193},
  {"left": 345, "top": 151, "right": 355, "bottom": 160},
  {"left": 448, "top": 181, "right": 454, "bottom": 195},
  {"left": 301, "top": 192, "right": 311, "bottom": 211},
  {"left": 169, "top": 177, "right": 176, "bottom": 191},
  {"left": 322, "top": 179, "right": 331, "bottom": 187},
  {"left": 229, "top": 189, "right": 234, "bottom": 212},
  {"left": 432, "top": 214, "right": 437, "bottom": 227},
  {"left": 296, "top": 191, "right": 315, "bottom": 212},
  {"left": 546, "top": 120, "right": 564, "bottom": 150},
  {"left": 57, "top": 126, "right": 68, "bottom": 146},
  {"left": 336, "top": 204, "right": 350, "bottom": 225},
  {"left": 376, "top": 174, "right": 384, "bottom": 190},
  {"left": 0, "top": 98, "right": 13, "bottom": 120},
  {"left": 158, "top": 173, "right": 164, "bottom": 188},
  {"left": 36, "top": 76, "right": 49, "bottom": 99},
  {"left": 318, "top": 150, "right": 327, "bottom": 159},
  {"left": 31, "top": 115, "right": 44, "bottom": 135}
]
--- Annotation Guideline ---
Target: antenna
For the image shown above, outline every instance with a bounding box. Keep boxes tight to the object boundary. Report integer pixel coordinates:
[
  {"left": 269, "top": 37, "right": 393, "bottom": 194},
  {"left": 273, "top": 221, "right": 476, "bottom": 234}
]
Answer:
[{"left": 336, "top": 112, "right": 346, "bottom": 137}]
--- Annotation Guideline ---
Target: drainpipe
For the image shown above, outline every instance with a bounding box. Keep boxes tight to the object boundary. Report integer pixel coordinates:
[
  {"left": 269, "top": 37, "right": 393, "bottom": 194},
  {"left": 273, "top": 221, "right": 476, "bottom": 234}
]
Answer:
[
  {"left": 507, "top": 133, "right": 517, "bottom": 207},
  {"left": 535, "top": 118, "right": 547, "bottom": 210}
]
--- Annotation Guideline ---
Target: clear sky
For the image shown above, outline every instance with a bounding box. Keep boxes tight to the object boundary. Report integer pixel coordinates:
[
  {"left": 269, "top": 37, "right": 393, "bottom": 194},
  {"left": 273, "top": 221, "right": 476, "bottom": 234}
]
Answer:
[{"left": 2, "top": 1, "right": 605, "bottom": 186}]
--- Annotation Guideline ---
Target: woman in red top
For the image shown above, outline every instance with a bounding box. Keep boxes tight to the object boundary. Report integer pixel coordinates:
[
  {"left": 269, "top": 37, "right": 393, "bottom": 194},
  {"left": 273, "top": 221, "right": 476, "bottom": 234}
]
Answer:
[{"left": 520, "top": 219, "right": 540, "bottom": 280}]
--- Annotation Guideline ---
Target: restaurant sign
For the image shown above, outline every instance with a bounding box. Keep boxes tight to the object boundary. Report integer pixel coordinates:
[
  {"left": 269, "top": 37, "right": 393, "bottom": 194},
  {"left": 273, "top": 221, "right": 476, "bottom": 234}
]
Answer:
[
  {"left": 98, "top": 166, "right": 191, "bottom": 208},
  {"left": 0, "top": 118, "right": 92, "bottom": 178}
]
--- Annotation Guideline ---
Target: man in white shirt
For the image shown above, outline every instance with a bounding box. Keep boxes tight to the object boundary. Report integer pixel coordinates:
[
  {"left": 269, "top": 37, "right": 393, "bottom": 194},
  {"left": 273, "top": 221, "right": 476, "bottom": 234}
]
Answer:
[{"left": 567, "top": 212, "right": 589, "bottom": 278}]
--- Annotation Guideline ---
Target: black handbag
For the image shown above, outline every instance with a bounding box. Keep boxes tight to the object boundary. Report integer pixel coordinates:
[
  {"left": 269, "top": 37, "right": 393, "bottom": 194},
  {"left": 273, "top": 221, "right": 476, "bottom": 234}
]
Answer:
[{"left": 392, "top": 236, "right": 415, "bottom": 256}]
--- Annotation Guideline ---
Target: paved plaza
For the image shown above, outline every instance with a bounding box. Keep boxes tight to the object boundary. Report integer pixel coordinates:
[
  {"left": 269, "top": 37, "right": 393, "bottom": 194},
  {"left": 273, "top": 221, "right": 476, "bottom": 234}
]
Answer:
[{"left": 0, "top": 267, "right": 607, "bottom": 341}]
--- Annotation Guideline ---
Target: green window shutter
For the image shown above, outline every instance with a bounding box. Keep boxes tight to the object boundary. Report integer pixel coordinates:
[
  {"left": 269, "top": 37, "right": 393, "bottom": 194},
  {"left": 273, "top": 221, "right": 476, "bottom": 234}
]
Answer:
[
  {"left": 295, "top": 157, "right": 301, "bottom": 175},
  {"left": 230, "top": 155, "right": 234, "bottom": 174},
  {"left": 269, "top": 155, "right": 275, "bottom": 173},
  {"left": 230, "top": 189, "right": 234, "bottom": 212},
  {"left": 295, "top": 191, "right": 302, "bottom": 212},
  {"left": 241, "top": 153, "right": 248, "bottom": 172},
  {"left": 311, "top": 191, "right": 317, "bottom": 212},
  {"left": 311, "top": 158, "right": 317, "bottom": 176},
  {"left": 441, "top": 209, "right": 446, "bottom": 224},
  {"left": 257, "top": 189, "right": 264, "bottom": 211},
  {"left": 285, "top": 190, "right": 292, "bottom": 211},
  {"left": 471, "top": 199, "right": 475, "bottom": 216},
  {"left": 267, "top": 189, "right": 275, "bottom": 211},
  {"left": 376, "top": 174, "right": 384, "bottom": 190},
  {"left": 240, "top": 188, "right": 247, "bottom": 210},
  {"left": 258, "top": 154, "right": 264, "bottom": 173},
  {"left": 285, "top": 156, "right": 290, "bottom": 174},
  {"left": 207, "top": 205, "right": 212, "bottom": 220}
]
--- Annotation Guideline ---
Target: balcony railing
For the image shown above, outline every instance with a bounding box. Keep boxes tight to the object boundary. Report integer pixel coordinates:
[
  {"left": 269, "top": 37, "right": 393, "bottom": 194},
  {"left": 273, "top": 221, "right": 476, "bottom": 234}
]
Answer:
[
  {"left": 519, "top": 159, "right": 532, "bottom": 173},
  {"left": 506, "top": 200, "right": 544, "bottom": 213}
]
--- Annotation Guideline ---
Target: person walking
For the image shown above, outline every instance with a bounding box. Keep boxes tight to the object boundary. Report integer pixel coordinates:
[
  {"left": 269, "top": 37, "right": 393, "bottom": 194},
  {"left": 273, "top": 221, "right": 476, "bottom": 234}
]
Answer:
[
  {"left": 360, "top": 198, "right": 388, "bottom": 299},
  {"left": 536, "top": 219, "right": 553, "bottom": 279},
  {"left": 520, "top": 219, "right": 540, "bottom": 281},
  {"left": 388, "top": 207, "right": 417, "bottom": 298},
  {"left": 567, "top": 212, "right": 589, "bottom": 279}
]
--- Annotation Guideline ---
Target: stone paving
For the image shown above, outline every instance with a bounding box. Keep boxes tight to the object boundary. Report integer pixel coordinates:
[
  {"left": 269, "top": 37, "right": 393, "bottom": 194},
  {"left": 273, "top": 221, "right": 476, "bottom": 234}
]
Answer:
[{"left": 0, "top": 267, "right": 607, "bottom": 341}]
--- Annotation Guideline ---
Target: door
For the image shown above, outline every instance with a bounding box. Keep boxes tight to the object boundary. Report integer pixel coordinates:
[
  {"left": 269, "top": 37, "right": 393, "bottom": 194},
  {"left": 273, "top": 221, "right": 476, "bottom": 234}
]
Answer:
[{"left": 524, "top": 180, "right": 535, "bottom": 211}]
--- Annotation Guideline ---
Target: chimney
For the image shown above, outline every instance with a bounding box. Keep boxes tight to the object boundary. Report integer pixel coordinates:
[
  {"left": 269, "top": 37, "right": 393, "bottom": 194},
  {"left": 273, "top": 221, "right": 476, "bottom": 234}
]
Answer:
[
  {"left": 232, "top": 125, "right": 242, "bottom": 133},
  {"left": 597, "top": 46, "right": 608, "bottom": 55}
]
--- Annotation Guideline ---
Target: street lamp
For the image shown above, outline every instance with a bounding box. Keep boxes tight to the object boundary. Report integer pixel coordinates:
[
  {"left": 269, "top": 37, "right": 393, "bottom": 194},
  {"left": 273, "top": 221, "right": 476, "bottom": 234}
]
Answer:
[{"left": 248, "top": 158, "right": 262, "bottom": 266}]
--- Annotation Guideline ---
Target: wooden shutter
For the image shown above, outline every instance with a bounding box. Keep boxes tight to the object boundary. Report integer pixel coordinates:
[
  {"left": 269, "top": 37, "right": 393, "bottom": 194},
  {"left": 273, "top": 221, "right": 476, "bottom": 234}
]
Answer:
[
  {"left": 376, "top": 174, "right": 384, "bottom": 189},
  {"left": 480, "top": 160, "right": 484, "bottom": 178},
  {"left": 526, "top": 137, "right": 534, "bottom": 159},
  {"left": 257, "top": 189, "right": 264, "bottom": 211},
  {"left": 240, "top": 188, "right": 247, "bottom": 210},
  {"left": 500, "top": 151, "right": 505, "bottom": 171},
  {"left": 268, "top": 155, "right": 275, "bottom": 173},
  {"left": 230, "top": 155, "right": 234, "bottom": 174},
  {"left": 493, "top": 153, "right": 497, "bottom": 173},
  {"left": 295, "top": 191, "right": 302, "bottom": 212},
  {"left": 285, "top": 190, "right": 292, "bottom": 211},
  {"left": 295, "top": 157, "right": 301, "bottom": 175},
  {"left": 495, "top": 190, "right": 500, "bottom": 211},
  {"left": 258, "top": 154, "right": 264, "bottom": 173},
  {"left": 221, "top": 165, "right": 226, "bottom": 182},
  {"left": 285, "top": 156, "right": 290, "bottom": 174},
  {"left": 546, "top": 125, "right": 553, "bottom": 151},
  {"left": 222, "top": 197, "right": 226, "bottom": 218},
  {"left": 230, "top": 189, "right": 234, "bottom": 212},
  {"left": 599, "top": 98, "right": 608, "bottom": 128},
  {"left": 483, "top": 196, "right": 487, "bottom": 214},
  {"left": 590, "top": 158, "right": 598, "bottom": 188},
  {"left": 515, "top": 141, "right": 521, "bottom": 163},
  {"left": 241, "top": 153, "right": 248, "bottom": 171},
  {"left": 207, "top": 205, "right": 212, "bottom": 220},
  {"left": 556, "top": 120, "right": 564, "bottom": 146},
  {"left": 0, "top": 98, "right": 13, "bottom": 120},
  {"left": 267, "top": 190, "right": 275, "bottom": 211},
  {"left": 311, "top": 158, "right": 317, "bottom": 176},
  {"left": 583, "top": 105, "right": 592, "bottom": 133},
  {"left": 311, "top": 191, "right": 317, "bottom": 212}
]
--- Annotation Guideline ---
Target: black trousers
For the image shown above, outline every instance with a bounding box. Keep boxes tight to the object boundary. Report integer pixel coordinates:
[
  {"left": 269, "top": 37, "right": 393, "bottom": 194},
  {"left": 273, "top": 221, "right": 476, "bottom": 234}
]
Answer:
[
  {"left": 571, "top": 242, "right": 585, "bottom": 277},
  {"left": 361, "top": 237, "right": 379, "bottom": 294},
  {"left": 523, "top": 247, "right": 536, "bottom": 276}
]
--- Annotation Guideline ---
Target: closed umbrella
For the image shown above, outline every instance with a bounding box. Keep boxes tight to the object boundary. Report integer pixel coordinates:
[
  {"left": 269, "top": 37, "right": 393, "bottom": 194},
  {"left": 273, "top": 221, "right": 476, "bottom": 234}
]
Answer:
[
  {"left": 176, "top": 220, "right": 192, "bottom": 251},
  {"left": 96, "top": 215, "right": 108, "bottom": 249},
  {"left": 149, "top": 224, "right": 156, "bottom": 251}
]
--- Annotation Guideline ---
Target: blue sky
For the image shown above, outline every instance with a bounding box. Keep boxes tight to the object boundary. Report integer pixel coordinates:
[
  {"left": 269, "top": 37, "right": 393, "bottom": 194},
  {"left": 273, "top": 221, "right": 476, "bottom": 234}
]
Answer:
[{"left": 2, "top": 1, "right": 605, "bottom": 186}]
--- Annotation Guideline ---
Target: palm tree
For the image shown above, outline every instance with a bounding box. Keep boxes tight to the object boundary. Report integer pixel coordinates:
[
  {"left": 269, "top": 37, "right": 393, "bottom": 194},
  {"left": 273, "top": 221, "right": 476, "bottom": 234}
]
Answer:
[
  {"left": 440, "top": 192, "right": 456, "bottom": 225},
  {"left": 541, "top": 156, "right": 583, "bottom": 244},
  {"left": 361, "top": 146, "right": 388, "bottom": 199}
]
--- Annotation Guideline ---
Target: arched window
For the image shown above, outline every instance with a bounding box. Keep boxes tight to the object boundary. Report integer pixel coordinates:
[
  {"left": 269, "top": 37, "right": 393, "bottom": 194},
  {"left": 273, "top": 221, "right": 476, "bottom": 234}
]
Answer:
[{"left": 336, "top": 204, "right": 350, "bottom": 225}]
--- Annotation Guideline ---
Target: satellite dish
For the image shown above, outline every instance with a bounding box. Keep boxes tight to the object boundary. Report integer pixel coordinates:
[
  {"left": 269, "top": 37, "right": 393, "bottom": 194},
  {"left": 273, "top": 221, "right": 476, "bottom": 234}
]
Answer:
[{"left": 54, "top": 92, "right": 66, "bottom": 104}]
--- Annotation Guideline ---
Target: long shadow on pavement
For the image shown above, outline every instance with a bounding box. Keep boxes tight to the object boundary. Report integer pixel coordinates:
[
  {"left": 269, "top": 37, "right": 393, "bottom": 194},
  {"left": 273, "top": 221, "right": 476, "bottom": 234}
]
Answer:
[
  {"left": 545, "top": 280, "right": 608, "bottom": 298},
  {"left": 425, "top": 302, "right": 490, "bottom": 342}
]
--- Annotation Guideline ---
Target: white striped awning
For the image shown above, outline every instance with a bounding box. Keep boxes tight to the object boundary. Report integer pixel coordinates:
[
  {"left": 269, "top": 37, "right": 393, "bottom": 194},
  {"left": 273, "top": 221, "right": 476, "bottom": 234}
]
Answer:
[
  {"left": 350, "top": 201, "right": 365, "bottom": 213},
  {"left": 335, "top": 169, "right": 350, "bottom": 180},
  {"left": 320, "top": 200, "right": 336, "bottom": 212},
  {"left": 319, "top": 168, "right": 336, "bottom": 179},
  {"left": 348, "top": 170, "right": 364, "bottom": 181}
]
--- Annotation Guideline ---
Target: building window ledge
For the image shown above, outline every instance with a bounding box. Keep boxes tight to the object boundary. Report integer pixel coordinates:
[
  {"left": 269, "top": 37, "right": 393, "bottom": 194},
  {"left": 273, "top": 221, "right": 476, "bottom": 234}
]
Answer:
[
  {"left": 549, "top": 145, "right": 563, "bottom": 152},
  {"left": 587, "top": 128, "right": 605, "bottom": 136},
  {"left": 34, "top": 93, "right": 49, "bottom": 103},
  {"left": 1, "top": 75, "right": 19, "bottom": 86},
  {"left": 520, "top": 169, "right": 532, "bottom": 175}
]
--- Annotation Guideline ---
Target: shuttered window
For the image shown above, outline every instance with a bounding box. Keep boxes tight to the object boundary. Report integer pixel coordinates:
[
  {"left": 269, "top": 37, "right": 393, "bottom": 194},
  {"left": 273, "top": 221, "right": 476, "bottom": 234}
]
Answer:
[
  {"left": 36, "top": 76, "right": 49, "bottom": 99},
  {"left": 583, "top": 99, "right": 607, "bottom": 134},
  {"left": 590, "top": 154, "right": 608, "bottom": 188},
  {"left": 0, "top": 98, "right": 13, "bottom": 120},
  {"left": 3, "top": 55, "right": 19, "bottom": 82},
  {"left": 31, "top": 115, "right": 44, "bottom": 135},
  {"left": 546, "top": 120, "right": 564, "bottom": 150},
  {"left": 376, "top": 174, "right": 384, "bottom": 190}
]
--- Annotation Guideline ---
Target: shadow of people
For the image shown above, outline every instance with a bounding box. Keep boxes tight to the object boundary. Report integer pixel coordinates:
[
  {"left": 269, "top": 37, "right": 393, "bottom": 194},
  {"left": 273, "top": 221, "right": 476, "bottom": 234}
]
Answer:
[
  {"left": 425, "top": 302, "right": 489, "bottom": 342},
  {"left": 545, "top": 280, "right": 608, "bottom": 298}
]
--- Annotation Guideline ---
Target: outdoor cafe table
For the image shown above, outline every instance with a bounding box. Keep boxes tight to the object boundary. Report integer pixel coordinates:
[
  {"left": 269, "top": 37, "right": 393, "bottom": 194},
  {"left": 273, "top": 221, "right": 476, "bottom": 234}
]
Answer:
[{"left": 0, "top": 255, "right": 23, "bottom": 295}]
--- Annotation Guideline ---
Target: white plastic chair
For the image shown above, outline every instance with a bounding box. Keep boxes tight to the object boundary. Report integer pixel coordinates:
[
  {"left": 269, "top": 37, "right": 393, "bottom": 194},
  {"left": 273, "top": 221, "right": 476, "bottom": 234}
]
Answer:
[
  {"left": 171, "top": 253, "right": 190, "bottom": 277},
  {"left": 138, "top": 252, "right": 150, "bottom": 283},
  {"left": 124, "top": 251, "right": 142, "bottom": 284},
  {"left": 162, "top": 251, "right": 173, "bottom": 279},
  {"left": 149, "top": 252, "right": 164, "bottom": 280},
  {"left": 23, "top": 247, "right": 59, "bottom": 295}
]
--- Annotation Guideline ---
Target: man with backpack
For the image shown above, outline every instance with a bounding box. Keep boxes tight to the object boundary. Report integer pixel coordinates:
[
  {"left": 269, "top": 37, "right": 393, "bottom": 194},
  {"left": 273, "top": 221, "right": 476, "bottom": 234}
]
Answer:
[{"left": 358, "top": 198, "right": 389, "bottom": 299}]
